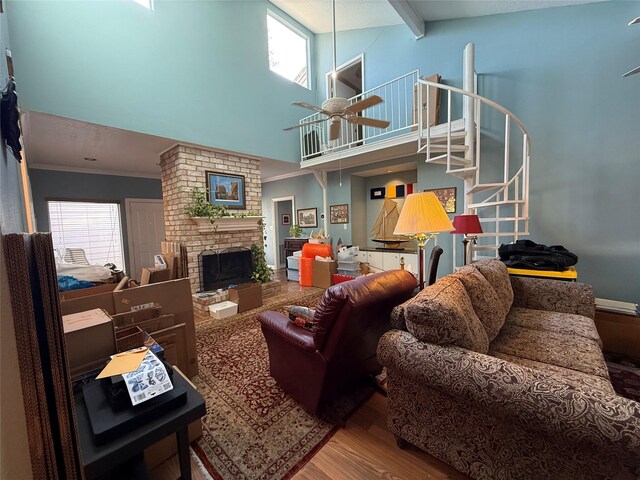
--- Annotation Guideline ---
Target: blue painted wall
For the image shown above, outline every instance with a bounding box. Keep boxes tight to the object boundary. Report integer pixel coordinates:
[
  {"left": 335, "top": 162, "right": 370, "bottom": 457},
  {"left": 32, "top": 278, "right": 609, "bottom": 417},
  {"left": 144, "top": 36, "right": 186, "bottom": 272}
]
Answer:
[
  {"left": 306, "top": 1, "right": 639, "bottom": 302},
  {"left": 6, "top": 0, "right": 315, "bottom": 163},
  {"left": 261, "top": 174, "right": 322, "bottom": 265},
  {"left": 29, "top": 169, "right": 163, "bottom": 272}
]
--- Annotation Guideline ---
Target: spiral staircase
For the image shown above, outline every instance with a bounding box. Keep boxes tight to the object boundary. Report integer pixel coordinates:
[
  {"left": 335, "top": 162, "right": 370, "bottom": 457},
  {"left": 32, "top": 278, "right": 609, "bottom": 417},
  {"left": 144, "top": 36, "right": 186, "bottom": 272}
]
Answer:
[
  {"left": 298, "top": 43, "right": 531, "bottom": 268},
  {"left": 418, "top": 43, "right": 531, "bottom": 265}
]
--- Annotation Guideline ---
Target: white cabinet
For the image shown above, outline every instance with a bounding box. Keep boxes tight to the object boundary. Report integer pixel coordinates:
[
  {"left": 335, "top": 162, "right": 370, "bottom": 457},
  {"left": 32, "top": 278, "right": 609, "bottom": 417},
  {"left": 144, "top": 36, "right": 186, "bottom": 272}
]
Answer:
[
  {"left": 360, "top": 249, "right": 417, "bottom": 274},
  {"left": 366, "top": 251, "right": 384, "bottom": 271},
  {"left": 382, "top": 252, "right": 401, "bottom": 271},
  {"left": 400, "top": 253, "right": 418, "bottom": 274}
]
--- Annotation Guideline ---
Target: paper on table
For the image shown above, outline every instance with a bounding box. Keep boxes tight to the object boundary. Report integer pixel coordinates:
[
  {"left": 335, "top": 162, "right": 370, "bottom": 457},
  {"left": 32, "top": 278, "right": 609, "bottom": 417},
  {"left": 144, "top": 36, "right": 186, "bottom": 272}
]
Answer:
[{"left": 96, "top": 347, "right": 148, "bottom": 379}]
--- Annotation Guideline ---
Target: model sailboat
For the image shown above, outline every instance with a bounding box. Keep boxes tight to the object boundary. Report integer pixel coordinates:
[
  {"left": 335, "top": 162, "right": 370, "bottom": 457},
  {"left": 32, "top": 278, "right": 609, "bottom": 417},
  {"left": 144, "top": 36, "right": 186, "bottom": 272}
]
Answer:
[{"left": 371, "top": 197, "right": 411, "bottom": 249}]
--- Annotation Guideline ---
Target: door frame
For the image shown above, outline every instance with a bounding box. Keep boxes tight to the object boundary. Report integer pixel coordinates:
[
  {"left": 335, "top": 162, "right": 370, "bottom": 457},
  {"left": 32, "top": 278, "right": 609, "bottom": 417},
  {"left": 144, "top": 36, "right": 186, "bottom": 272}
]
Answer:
[
  {"left": 124, "top": 198, "right": 165, "bottom": 279},
  {"left": 271, "top": 195, "right": 295, "bottom": 269},
  {"left": 325, "top": 53, "right": 365, "bottom": 100}
]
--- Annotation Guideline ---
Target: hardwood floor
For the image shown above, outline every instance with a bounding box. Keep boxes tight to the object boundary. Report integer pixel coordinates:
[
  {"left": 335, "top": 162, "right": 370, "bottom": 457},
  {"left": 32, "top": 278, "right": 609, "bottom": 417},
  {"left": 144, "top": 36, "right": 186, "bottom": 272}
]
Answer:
[
  {"left": 151, "top": 270, "right": 468, "bottom": 479},
  {"left": 292, "top": 393, "right": 468, "bottom": 480},
  {"left": 150, "top": 391, "right": 468, "bottom": 480}
]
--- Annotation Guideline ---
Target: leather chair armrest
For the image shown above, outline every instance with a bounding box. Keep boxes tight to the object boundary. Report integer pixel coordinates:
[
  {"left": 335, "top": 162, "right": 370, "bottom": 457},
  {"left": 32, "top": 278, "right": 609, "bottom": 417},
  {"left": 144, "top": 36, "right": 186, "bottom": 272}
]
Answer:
[{"left": 258, "top": 311, "right": 316, "bottom": 351}]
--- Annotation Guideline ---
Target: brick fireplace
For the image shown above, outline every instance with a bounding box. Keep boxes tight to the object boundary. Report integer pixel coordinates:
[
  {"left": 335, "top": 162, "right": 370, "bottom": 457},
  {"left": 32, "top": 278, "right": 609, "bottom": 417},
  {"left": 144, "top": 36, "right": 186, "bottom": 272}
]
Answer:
[{"left": 159, "top": 144, "right": 264, "bottom": 295}]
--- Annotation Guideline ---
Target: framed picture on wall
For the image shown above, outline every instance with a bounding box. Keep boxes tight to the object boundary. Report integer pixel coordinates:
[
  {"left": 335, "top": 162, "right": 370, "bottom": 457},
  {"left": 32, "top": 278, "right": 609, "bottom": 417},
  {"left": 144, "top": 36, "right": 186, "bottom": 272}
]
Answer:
[
  {"left": 281, "top": 214, "right": 291, "bottom": 225},
  {"left": 424, "top": 187, "right": 457, "bottom": 213},
  {"left": 297, "top": 208, "right": 318, "bottom": 228},
  {"left": 330, "top": 204, "right": 349, "bottom": 224},
  {"left": 206, "top": 171, "right": 246, "bottom": 209}
]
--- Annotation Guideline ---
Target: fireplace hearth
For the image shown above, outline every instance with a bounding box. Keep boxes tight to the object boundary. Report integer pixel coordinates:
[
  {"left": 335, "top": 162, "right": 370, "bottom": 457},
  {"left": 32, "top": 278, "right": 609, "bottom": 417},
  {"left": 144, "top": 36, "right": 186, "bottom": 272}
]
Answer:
[{"left": 199, "top": 247, "right": 253, "bottom": 292}]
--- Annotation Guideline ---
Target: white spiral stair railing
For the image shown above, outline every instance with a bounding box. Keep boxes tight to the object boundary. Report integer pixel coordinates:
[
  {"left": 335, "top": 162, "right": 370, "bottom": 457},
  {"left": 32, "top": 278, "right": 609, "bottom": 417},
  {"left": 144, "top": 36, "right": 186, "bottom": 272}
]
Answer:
[{"left": 417, "top": 74, "right": 531, "bottom": 266}]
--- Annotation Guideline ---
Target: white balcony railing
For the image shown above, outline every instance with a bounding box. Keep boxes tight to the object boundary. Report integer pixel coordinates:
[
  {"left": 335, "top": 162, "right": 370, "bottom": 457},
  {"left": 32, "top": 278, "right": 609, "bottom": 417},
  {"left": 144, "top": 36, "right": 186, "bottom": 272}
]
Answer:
[{"left": 299, "top": 70, "right": 419, "bottom": 161}]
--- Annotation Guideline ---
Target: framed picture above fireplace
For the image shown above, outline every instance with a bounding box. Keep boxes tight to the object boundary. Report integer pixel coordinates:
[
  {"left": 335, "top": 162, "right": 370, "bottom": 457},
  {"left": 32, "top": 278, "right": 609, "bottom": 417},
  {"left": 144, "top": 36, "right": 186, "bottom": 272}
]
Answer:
[{"left": 206, "top": 171, "right": 246, "bottom": 209}]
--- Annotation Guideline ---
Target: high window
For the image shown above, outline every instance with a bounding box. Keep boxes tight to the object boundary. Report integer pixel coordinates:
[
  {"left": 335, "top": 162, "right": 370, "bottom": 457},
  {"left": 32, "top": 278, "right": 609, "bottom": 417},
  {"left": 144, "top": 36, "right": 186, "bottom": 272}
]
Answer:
[
  {"left": 48, "top": 201, "right": 125, "bottom": 268},
  {"left": 132, "top": 0, "right": 154, "bottom": 10},
  {"left": 267, "top": 12, "right": 309, "bottom": 88}
]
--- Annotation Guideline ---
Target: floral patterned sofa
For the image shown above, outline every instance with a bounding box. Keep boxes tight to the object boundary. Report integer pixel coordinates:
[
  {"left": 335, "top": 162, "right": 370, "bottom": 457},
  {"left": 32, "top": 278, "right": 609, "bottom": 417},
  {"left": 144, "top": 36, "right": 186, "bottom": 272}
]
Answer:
[{"left": 378, "top": 259, "right": 640, "bottom": 480}]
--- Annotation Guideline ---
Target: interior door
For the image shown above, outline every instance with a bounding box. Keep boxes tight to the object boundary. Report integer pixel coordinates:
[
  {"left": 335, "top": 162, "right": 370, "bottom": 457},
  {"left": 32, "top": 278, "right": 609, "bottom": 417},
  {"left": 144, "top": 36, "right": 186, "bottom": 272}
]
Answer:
[{"left": 125, "top": 199, "right": 165, "bottom": 280}]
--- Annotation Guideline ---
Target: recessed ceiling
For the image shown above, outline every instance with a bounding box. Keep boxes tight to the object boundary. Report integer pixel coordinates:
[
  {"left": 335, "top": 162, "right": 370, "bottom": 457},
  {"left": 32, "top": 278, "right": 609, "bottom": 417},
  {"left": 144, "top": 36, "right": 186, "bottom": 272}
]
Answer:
[
  {"left": 22, "top": 111, "right": 303, "bottom": 182},
  {"left": 269, "top": 0, "right": 607, "bottom": 34}
]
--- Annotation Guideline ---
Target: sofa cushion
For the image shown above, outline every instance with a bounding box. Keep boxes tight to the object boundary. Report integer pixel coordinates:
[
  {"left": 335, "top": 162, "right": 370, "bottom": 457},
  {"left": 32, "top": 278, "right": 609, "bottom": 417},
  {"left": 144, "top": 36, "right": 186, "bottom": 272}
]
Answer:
[
  {"left": 492, "top": 352, "right": 615, "bottom": 396},
  {"left": 507, "top": 306, "right": 603, "bottom": 348},
  {"left": 455, "top": 265, "right": 508, "bottom": 341},
  {"left": 405, "top": 275, "right": 489, "bottom": 353},
  {"left": 490, "top": 323, "right": 609, "bottom": 379},
  {"left": 473, "top": 259, "right": 514, "bottom": 314}
]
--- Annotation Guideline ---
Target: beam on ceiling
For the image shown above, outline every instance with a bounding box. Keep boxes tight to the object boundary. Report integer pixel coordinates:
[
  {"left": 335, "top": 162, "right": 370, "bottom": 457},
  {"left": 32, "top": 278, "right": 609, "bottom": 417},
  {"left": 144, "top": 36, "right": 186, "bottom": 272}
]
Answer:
[{"left": 388, "top": 0, "right": 424, "bottom": 39}]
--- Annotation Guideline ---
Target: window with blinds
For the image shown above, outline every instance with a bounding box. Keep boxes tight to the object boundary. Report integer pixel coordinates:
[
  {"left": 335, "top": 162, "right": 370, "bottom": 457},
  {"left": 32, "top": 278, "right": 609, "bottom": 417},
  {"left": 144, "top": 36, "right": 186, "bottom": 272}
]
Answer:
[{"left": 48, "top": 201, "right": 125, "bottom": 268}]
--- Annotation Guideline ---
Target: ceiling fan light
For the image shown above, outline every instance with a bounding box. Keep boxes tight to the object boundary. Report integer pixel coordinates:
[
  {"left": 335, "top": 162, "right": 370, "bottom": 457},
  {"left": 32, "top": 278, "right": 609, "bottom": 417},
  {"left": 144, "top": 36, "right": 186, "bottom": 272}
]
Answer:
[{"left": 321, "top": 97, "right": 350, "bottom": 113}]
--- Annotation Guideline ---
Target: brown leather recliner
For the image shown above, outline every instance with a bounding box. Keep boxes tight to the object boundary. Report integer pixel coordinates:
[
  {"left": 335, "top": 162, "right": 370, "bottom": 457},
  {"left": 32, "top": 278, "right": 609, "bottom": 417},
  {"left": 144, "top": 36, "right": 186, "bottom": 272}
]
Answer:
[{"left": 258, "top": 269, "right": 417, "bottom": 414}]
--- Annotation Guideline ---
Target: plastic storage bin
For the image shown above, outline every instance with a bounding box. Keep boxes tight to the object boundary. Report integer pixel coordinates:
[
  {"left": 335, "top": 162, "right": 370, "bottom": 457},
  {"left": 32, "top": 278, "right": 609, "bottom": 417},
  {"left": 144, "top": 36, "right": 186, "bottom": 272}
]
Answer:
[
  {"left": 337, "top": 260, "right": 360, "bottom": 270},
  {"left": 286, "top": 268, "right": 300, "bottom": 282},
  {"left": 337, "top": 267, "right": 360, "bottom": 277},
  {"left": 286, "top": 256, "right": 300, "bottom": 270}
]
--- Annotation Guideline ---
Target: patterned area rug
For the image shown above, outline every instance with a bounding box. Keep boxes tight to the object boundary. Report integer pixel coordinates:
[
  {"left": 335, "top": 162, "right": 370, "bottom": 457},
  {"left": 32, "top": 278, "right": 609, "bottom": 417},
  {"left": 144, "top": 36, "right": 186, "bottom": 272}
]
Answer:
[
  {"left": 192, "top": 288, "right": 374, "bottom": 480},
  {"left": 605, "top": 352, "right": 640, "bottom": 402}
]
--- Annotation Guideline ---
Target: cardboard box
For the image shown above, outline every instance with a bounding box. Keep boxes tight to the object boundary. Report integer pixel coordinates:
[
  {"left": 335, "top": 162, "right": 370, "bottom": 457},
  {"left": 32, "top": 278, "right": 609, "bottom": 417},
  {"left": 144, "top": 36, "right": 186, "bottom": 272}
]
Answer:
[
  {"left": 595, "top": 309, "right": 640, "bottom": 358},
  {"left": 113, "top": 279, "right": 198, "bottom": 378},
  {"left": 62, "top": 308, "right": 117, "bottom": 378},
  {"left": 228, "top": 283, "right": 263, "bottom": 313},
  {"left": 141, "top": 267, "right": 171, "bottom": 285},
  {"left": 60, "top": 284, "right": 118, "bottom": 316},
  {"left": 312, "top": 260, "right": 338, "bottom": 289}
]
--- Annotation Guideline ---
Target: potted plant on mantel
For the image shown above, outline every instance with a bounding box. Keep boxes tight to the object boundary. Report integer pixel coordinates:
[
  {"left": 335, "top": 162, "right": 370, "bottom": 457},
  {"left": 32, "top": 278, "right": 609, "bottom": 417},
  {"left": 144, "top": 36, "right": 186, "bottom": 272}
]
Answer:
[{"left": 185, "top": 187, "right": 262, "bottom": 233}]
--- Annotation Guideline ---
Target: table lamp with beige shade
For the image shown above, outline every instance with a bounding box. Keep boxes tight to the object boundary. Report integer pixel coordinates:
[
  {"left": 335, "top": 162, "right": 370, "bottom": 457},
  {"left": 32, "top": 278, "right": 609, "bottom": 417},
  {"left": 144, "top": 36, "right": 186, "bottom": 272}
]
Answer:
[{"left": 394, "top": 192, "right": 454, "bottom": 290}]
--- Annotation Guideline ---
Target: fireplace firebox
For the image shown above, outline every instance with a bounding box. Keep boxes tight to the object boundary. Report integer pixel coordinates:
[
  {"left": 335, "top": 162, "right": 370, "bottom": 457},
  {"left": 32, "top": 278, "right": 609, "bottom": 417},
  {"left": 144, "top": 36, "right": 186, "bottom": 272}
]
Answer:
[{"left": 199, "top": 247, "right": 253, "bottom": 292}]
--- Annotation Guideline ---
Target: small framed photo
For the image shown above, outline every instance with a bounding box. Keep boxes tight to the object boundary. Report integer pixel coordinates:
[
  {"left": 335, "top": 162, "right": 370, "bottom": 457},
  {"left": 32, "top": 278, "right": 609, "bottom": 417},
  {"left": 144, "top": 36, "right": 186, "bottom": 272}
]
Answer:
[
  {"left": 297, "top": 208, "right": 318, "bottom": 228},
  {"left": 424, "top": 187, "right": 457, "bottom": 213},
  {"left": 281, "top": 213, "right": 291, "bottom": 225},
  {"left": 370, "top": 187, "right": 386, "bottom": 200},
  {"left": 330, "top": 204, "right": 349, "bottom": 224},
  {"left": 206, "top": 171, "right": 246, "bottom": 209}
]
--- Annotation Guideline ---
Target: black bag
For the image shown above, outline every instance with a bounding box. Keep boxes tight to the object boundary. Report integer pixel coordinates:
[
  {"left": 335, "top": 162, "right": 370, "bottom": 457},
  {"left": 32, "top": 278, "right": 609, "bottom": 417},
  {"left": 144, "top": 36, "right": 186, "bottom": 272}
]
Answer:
[{"left": 498, "top": 240, "right": 578, "bottom": 271}]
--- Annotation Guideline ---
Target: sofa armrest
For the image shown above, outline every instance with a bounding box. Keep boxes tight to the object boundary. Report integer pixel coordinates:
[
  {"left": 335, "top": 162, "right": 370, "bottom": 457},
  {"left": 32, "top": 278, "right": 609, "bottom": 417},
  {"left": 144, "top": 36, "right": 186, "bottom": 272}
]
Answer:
[
  {"left": 510, "top": 276, "right": 595, "bottom": 319},
  {"left": 258, "top": 311, "right": 316, "bottom": 351},
  {"left": 378, "top": 329, "right": 640, "bottom": 457}
]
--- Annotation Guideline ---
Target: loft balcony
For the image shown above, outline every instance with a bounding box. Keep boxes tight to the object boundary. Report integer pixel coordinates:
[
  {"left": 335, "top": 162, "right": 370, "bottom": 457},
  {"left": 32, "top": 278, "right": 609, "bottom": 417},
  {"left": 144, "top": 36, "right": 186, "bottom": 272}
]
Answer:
[{"left": 296, "top": 70, "right": 465, "bottom": 172}]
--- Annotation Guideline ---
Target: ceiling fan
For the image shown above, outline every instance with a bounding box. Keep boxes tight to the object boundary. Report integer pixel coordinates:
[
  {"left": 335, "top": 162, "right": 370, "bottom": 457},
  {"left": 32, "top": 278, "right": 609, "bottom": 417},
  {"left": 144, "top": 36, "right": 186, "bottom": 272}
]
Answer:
[{"left": 283, "top": 0, "right": 390, "bottom": 141}]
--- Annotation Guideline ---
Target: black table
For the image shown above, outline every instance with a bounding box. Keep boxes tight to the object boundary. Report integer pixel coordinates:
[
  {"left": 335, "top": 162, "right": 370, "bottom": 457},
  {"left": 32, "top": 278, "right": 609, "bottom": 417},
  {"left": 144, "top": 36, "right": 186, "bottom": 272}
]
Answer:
[{"left": 74, "top": 371, "right": 206, "bottom": 480}]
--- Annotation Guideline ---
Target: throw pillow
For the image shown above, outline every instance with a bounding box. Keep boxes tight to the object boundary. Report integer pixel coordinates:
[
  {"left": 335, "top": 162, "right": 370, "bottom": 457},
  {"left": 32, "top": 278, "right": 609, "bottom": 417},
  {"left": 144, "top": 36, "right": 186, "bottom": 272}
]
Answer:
[
  {"left": 405, "top": 275, "right": 489, "bottom": 353},
  {"left": 473, "top": 259, "right": 514, "bottom": 314},
  {"left": 286, "top": 305, "right": 317, "bottom": 331},
  {"left": 455, "top": 265, "right": 508, "bottom": 341}
]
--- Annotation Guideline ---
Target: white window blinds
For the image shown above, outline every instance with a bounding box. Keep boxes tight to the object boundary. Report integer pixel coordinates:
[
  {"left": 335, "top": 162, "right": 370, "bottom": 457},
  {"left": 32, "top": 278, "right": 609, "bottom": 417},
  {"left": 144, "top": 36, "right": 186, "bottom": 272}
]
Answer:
[{"left": 48, "top": 201, "right": 125, "bottom": 268}]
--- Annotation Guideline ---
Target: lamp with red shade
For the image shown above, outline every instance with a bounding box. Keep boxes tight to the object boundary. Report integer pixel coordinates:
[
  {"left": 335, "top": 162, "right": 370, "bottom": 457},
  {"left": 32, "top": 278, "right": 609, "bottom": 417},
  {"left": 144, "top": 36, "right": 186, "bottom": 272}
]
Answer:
[{"left": 452, "top": 214, "right": 483, "bottom": 265}]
